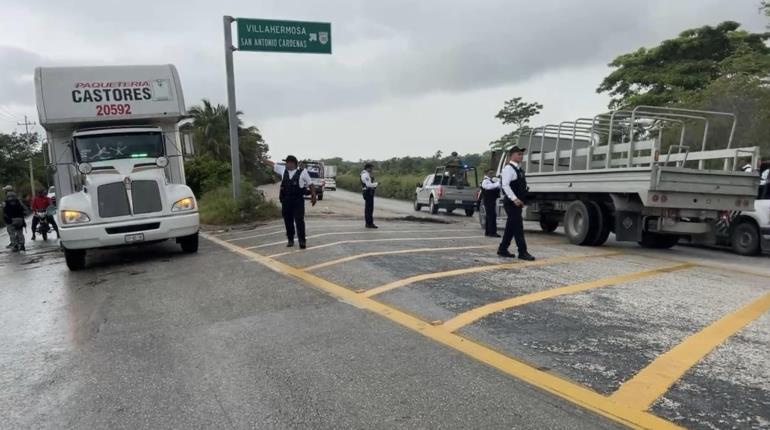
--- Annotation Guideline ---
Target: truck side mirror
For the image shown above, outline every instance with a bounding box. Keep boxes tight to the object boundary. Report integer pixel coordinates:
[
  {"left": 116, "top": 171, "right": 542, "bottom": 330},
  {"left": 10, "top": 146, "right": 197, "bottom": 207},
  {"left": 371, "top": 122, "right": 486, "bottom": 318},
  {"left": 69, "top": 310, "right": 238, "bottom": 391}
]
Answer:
[{"left": 416, "top": 182, "right": 422, "bottom": 188}]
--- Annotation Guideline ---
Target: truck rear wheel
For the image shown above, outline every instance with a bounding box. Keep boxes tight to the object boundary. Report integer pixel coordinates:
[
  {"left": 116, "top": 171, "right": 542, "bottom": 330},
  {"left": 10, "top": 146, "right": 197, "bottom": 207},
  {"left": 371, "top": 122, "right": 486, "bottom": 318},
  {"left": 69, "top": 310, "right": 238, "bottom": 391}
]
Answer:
[
  {"left": 564, "top": 201, "right": 599, "bottom": 246},
  {"left": 465, "top": 208, "right": 474, "bottom": 217},
  {"left": 638, "top": 232, "right": 679, "bottom": 249},
  {"left": 586, "top": 201, "right": 611, "bottom": 246},
  {"left": 179, "top": 233, "right": 199, "bottom": 253},
  {"left": 64, "top": 248, "right": 86, "bottom": 271},
  {"left": 731, "top": 221, "right": 760, "bottom": 256}
]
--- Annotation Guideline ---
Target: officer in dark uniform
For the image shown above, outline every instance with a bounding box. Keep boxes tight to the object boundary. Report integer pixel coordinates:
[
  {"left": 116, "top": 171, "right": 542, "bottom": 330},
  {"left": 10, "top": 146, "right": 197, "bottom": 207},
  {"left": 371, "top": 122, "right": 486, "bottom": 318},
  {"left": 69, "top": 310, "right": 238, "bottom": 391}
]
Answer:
[
  {"left": 498, "top": 146, "right": 535, "bottom": 260},
  {"left": 480, "top": 169, "right": 501, "bottom": 237},
  {"left": 360, "top": 163, "right": 378, "bottom": 228},
  {"left": 274, "top": 155, "right": 316, "bottom": 249}
]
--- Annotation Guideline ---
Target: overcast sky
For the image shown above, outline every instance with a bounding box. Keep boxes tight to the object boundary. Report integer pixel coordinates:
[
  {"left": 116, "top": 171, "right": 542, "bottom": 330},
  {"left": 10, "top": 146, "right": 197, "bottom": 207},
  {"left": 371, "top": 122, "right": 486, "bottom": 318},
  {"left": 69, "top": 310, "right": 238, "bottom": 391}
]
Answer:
[{"left": 0, "top": 0, "right": 766, "bottom": 160}]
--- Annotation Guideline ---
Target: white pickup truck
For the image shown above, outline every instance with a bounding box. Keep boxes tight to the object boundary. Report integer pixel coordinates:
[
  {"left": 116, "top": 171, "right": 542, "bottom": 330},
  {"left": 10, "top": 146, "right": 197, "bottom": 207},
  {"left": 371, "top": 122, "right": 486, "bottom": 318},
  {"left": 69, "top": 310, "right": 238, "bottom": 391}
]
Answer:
[
  {"left": 483, "top": 106, "right": 760, "bottom": 249},
  {"left": 35, "top": 65, "right": 199, "bottom": 270}
]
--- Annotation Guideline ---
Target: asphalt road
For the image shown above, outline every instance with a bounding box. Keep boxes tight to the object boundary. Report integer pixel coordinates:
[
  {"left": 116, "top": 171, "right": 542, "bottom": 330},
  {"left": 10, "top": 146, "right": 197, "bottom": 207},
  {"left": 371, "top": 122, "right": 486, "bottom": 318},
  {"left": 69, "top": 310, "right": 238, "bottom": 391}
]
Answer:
[{"left": 2, "top": 191, "right": 768, "bottom": 429}]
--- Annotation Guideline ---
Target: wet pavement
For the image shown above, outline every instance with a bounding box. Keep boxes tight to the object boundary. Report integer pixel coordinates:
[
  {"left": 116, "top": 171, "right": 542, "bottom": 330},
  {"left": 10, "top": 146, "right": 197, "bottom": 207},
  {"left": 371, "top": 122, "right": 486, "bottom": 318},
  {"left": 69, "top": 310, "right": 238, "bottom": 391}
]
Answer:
[{"left": 2, "top": 195, "right": 769, "bottom": 429}]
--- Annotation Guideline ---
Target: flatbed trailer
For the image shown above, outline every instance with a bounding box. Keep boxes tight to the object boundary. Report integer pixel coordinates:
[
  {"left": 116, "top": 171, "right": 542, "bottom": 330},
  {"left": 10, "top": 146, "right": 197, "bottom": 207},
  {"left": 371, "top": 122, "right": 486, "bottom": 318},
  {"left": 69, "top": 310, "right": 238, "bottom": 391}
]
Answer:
[{"left": 481, "top": 106, "right": 760, "bottom": 248}]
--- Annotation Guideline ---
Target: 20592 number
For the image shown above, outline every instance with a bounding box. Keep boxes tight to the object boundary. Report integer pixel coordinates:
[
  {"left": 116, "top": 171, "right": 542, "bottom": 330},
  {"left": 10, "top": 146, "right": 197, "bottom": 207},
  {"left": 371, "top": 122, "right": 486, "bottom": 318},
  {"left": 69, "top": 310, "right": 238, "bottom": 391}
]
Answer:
[{"left": 96, "top": 104, "right": 132, "bottom": 116}]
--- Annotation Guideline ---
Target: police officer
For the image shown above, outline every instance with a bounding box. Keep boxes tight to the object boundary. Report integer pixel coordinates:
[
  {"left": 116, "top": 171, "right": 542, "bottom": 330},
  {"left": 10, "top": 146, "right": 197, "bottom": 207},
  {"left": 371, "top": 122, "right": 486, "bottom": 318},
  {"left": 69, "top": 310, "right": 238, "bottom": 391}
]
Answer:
[
  {"left": 274, "top": 155, "right": 316, "bottom": 249},
  {"left": 498, "top": 146, "right": 535, "bottom": 261},
  {"left": 361, "top": 163, "right": 378, "bottom": 228},
  {"left": 481, "top": 169, "right": 501, "bottom": 237}
]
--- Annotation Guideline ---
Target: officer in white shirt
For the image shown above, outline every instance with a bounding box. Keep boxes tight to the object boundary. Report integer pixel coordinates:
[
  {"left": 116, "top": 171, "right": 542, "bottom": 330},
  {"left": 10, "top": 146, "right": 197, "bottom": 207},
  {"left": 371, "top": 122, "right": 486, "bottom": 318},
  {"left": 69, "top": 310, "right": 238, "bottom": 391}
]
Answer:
[
  {"left": 274, "top": 155, "right": 316, "bottom": 249},
  {"left": 498, "top": 146, "right": 535, "bottom": 261},
  {"left": 481, "top": 169, "right": 501, "bottom": 237},
  {"left": 361, "top": 163, "right": 378, "bottom": 228}
]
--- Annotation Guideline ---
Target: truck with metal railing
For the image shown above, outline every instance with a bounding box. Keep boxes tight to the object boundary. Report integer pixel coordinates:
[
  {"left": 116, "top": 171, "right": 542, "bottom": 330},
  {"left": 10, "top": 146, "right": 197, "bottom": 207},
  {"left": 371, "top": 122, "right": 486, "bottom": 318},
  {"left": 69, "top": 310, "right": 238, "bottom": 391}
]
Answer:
[
  {"left": 480, "top": 106, "right": 760, "bottom": 249},
  {"left": 35, "top": 65, "right": 200, "bottom": 270}
]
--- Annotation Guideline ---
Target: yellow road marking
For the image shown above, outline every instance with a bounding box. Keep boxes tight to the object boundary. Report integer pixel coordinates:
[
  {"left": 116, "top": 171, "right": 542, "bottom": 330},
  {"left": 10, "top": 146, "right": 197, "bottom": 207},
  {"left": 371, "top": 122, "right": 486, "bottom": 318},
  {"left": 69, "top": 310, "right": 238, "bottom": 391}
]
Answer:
[
  {"left": 247, "top": 228, "right": 478, "bottom": 250},
  {"left": 611, "top": 290, "right": 770, "bottom": 410},
  {"left": 202, "top": 233, "right": 681, "bottom": 429},
  {"left": 362, "top": 251, "right": 624, "bottom": 298},
  {"left": 303, "top": 245, "right": 497, "bottom": 270},
  {"left": 441, "top": 263, "right": 695, "bottom": 332},
  {"left": 267, "top": 235, "right": 484, "bottom": 258}
]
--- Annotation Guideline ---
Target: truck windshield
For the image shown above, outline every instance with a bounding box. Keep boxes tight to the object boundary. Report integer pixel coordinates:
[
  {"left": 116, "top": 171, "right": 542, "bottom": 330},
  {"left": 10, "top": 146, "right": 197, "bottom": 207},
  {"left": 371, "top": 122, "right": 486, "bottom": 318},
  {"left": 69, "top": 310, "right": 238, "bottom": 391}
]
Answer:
[{"left": 74, "top": 132, "right": 164, "bottom": 163}]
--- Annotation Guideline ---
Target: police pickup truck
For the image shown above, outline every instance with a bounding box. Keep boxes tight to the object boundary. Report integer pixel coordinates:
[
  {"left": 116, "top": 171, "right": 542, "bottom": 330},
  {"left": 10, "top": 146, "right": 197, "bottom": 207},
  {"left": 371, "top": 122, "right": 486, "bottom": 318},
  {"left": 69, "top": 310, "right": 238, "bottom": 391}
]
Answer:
[{"left": 414, "top": 166, "right": 478, "bottom": 216}]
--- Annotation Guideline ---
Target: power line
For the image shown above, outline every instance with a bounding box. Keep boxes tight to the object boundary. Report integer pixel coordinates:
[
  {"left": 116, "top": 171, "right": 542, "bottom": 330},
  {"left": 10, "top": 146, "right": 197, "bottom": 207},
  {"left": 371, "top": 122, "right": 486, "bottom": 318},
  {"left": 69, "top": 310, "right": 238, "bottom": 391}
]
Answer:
[{"left": 0, "top": 106, "right": 20, "bottom": 121}]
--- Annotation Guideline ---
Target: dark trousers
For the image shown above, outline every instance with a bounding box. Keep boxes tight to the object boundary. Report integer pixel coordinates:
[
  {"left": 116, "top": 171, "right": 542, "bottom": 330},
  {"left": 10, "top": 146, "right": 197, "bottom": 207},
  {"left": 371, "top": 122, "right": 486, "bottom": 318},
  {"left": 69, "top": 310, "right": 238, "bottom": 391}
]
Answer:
[
  {"left": 484, "top": 200, "right": 497, "bottom": 235},
  {"left": 363, "top": 190, "right": 374, "bottom": 225},
  {"left": 281, "top": 199, "right": 306, "bottom": 242},
  {"left": 499, "top": 199, "right": 527, "bottom": 254},
  {"left": 31, "top": 215, "right": 59, "bottom": 236}
]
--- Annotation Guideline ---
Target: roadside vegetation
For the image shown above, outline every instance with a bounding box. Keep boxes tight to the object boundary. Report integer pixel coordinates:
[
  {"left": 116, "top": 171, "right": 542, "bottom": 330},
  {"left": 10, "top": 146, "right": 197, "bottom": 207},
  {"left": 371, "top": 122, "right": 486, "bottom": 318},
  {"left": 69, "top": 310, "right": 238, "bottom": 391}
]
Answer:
[{"left": 184, "top": 99, "right": 280, "bottom": 225}]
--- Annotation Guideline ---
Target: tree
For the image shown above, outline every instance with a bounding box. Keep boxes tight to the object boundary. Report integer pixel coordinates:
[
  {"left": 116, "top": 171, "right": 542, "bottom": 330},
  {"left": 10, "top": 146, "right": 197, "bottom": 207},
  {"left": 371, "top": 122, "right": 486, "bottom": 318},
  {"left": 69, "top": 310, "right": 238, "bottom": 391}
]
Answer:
[
  {"left": 490, "top": 97, "right": 542, "bottom": 149},
  {"left": 187, "top": 99, "right": 271, "bottom": 185},
  {"left": 0, "top": 132, "right": 47, "bottom": 196},
  {"left": 597, "top": 21, "right": 770, "bottom": 109}
]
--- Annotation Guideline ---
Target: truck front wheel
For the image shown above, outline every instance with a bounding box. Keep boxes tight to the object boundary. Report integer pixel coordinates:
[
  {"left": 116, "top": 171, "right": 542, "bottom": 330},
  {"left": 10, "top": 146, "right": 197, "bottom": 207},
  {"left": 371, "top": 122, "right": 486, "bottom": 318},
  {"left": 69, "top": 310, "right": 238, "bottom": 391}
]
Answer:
[
  {"left": 429, "top": 197, "right": 439, "bottom": 214},
  {"left": 64, "top": 248, "right": 86, "bottom": 271},
  {"left": 731, "top": 222, "right": 760, "bottom": 256},
  {"left": 414, "top": 196, "right": 422, "bottom": 211},
  {"left": 179, "top": 233, "right": 199, "bottom": 253},
  {"left": 539, "top": 217, "right": 559, "bottom": 233}
]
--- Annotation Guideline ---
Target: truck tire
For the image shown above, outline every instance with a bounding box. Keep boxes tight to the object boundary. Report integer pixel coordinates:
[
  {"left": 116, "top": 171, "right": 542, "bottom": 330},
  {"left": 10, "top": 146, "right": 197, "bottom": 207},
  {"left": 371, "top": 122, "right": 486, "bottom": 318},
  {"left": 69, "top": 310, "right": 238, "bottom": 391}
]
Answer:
[
  {"left": 638, "top": 232, "right": 679, "bottom": 249},
  {"left": 446, "top": 208, "right": 455, "bottom": 215},
  {"left": 587, "top": 201, "right": 611, "bottom": 246},
  {"left": 731, "top": 221, "right": 760, "bottom": 256},
  {"left": 179, "top": 233, "right": 199, "bottom": 253},
  {"left": 429, "top": 197, "right": 439, "bottom": 214},
  {"left": 478, "top": 204, "right": 487, "bottom": 229},
  {"left": 64, "top": 248, "right": 86, "bottom": 271},
  {"left": 564, "top": 201, "right": 599, "bottom": 246},
  {"left": 414, "top": 196, "right": 422, "bottom": 211},
  {"left": 465, "top": 208, "right": 474, "bottom": 217},
  {"left": 539, "top": 217, "right": 559, "bottom": 233}
]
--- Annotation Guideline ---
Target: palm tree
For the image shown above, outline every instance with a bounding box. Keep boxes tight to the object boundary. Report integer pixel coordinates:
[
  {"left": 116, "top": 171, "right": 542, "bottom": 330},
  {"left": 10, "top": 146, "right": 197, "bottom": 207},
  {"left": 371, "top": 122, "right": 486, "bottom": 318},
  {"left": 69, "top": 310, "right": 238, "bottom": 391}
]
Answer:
[
  {"left": 187, "top": 99, "right": 270, "bottom": 181},
  {"left": 188, "top": 99, "right": 239, "bottom": 160}
]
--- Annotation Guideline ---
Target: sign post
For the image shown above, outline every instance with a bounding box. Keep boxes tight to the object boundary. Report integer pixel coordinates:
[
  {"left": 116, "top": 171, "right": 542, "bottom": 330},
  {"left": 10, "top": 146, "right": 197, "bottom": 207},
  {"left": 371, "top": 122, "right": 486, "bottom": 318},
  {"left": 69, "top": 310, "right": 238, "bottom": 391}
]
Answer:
[{"left": 222, "top": 16, "right": 332, "bottom": 200}]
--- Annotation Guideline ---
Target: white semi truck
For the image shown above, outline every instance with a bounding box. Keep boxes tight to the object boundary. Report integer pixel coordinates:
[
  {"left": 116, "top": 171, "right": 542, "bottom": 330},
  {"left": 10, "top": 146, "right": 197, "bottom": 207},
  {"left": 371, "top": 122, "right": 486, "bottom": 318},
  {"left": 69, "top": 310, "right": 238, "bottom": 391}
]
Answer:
[
  {"left": 35, "top": 65, "right": 199, "bottom": 270},
  {"left": 482, "top": 106, "right": 760, "bottom": 249}
]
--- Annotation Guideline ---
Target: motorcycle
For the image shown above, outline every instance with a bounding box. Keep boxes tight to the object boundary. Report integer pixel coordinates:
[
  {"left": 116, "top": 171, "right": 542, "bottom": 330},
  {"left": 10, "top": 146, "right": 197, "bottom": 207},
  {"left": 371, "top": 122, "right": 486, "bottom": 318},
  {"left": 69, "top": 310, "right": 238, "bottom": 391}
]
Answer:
[{"left": 33, "top": 210, "right": 52, "bottom": 241}]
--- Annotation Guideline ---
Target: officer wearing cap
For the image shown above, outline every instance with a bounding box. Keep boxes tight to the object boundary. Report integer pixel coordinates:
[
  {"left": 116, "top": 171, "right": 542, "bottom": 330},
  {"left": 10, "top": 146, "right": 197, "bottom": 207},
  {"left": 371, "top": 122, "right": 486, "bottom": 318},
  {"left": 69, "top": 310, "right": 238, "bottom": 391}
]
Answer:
[
  {"left": 498, "top": 146, "right": 535, "bottom": 260},
  {"left": 361, "top": 163, "right": 378, "bottom": 228},
  {"left": 274, "top": 155, "right": 316, "bottom": 249}
]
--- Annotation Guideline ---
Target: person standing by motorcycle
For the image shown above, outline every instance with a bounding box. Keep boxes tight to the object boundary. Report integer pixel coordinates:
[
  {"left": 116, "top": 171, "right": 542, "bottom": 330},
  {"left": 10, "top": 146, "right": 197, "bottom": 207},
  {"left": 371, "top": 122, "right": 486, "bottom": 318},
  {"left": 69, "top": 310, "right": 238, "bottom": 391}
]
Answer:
[
  {"left": 3, "top": 191, "right": 26, "bottom": 252},
  {"left": 30, "top": 189, "right": 59, "bottom": 240}
]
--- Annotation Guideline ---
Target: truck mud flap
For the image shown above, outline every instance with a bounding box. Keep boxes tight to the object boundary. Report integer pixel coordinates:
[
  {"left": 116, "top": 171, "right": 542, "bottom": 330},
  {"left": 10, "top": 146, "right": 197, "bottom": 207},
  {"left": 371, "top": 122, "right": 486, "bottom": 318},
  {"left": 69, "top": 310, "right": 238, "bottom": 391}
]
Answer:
[{"left": 614, "top": 211, "right": 642, "bottom": 242}]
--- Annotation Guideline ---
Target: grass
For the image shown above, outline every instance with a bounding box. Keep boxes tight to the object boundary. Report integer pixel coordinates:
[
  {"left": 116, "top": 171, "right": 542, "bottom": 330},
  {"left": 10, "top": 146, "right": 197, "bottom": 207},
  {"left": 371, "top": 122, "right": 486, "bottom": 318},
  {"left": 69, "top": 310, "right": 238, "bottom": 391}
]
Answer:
[
  {"left": 199, "top": 185, "right": 281, "bottom": 225},
  {"left": 336, "top": 174, "right": 425, "bottom": 201}
]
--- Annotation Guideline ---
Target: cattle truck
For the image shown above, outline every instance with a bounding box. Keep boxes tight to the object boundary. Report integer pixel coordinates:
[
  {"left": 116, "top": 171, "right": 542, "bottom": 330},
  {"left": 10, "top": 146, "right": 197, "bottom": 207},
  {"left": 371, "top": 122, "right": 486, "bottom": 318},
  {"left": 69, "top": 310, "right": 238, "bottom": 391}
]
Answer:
[
  {"left": 481, "top": 106, "right": 760, "bottom": 249},
  {"left": 35, "top": 65, "right": 200, "bottom": 270}
]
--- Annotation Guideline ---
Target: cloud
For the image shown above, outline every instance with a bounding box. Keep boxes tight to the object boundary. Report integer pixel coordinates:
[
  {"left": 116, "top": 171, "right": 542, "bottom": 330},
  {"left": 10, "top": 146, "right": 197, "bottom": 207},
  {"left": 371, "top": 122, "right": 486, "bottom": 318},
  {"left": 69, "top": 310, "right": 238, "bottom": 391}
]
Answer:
[{"left": 0, "top": 0, "right": 767, "bottom": 155}]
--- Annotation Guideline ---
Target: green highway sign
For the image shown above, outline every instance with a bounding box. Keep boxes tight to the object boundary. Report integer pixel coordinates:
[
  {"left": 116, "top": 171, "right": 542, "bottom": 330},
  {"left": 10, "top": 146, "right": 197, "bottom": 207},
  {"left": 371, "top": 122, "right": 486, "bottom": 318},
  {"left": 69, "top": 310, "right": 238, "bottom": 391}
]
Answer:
[{"left": 236, "top": 18, "right": 332, "bottom": 54}]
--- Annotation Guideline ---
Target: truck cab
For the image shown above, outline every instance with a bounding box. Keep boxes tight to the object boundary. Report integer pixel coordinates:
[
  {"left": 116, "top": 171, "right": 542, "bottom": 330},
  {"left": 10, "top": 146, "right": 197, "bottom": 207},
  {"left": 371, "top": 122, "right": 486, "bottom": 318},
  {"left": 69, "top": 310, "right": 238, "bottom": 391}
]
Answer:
[{"left": 35, "top": 65, "right": 199, "bottom": 270}]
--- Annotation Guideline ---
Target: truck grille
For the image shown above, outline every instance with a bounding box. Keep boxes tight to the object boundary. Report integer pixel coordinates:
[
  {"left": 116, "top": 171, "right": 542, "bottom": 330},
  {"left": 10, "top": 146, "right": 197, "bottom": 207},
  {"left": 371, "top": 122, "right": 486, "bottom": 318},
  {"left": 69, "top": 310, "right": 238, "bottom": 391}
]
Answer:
[
  {"left": 131, "top": 180, "right": 162, "bottom": 214},
  {"left": 98, "top": 182, "right": 131, "bottom": 218}
]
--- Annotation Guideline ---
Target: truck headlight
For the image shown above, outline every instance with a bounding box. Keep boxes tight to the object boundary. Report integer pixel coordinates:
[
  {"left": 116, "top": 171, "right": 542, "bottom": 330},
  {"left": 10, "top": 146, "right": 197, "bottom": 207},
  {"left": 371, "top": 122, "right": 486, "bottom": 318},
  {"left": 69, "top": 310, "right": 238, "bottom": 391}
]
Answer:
[
  {"left": 61, "top": 210, "right": 90, "bottom": 224},
  {"left": 172, "top": 197, "right": 195, "bottom": 212}
]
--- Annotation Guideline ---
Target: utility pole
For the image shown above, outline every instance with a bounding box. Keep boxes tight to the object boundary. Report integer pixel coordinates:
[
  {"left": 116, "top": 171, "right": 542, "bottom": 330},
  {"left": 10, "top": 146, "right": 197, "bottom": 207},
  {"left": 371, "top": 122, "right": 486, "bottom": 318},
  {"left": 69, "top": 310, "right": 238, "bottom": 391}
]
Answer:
[
  {"left": 223, "top": 16, "right": 241, "bottom": 200},
  {"left": 17, "top": 115, "right": 37, "bottom": 196}
]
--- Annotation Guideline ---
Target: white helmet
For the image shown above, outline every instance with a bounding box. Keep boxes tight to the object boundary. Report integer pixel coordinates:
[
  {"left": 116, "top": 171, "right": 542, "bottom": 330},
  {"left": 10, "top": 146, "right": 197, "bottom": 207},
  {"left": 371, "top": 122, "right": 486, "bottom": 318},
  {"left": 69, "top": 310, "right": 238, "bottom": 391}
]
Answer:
[{"left": 2, "top": 185, "right": 13, "bottom": 192}]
